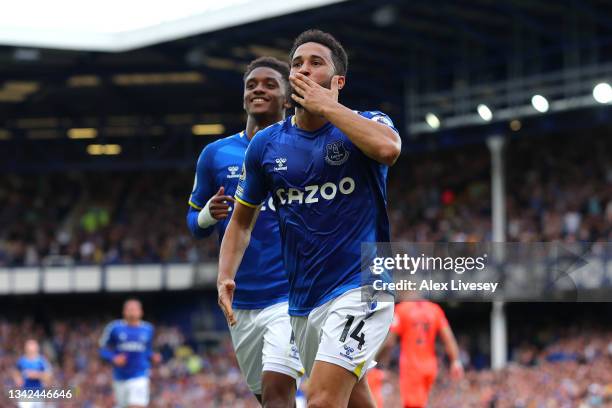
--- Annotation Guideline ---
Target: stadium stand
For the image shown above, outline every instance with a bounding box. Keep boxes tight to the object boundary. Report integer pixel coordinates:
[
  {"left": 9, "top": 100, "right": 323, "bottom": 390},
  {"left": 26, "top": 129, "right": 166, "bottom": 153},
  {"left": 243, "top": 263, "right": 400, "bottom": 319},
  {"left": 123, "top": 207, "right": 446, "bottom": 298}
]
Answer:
[{"left": 1, "top": 131, "right": 610, "bottom": 267}]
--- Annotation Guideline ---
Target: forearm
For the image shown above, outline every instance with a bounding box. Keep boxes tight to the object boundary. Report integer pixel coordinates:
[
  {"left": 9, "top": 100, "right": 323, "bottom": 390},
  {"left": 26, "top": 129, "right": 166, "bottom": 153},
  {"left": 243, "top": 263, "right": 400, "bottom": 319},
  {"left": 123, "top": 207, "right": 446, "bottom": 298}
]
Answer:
[
  {"left": 218, "top": 218, "right": 252, "bottom": 283},
  {"left": 186, "top": 207, "right": 215, "bottom": 239},
  {"left": 12, "top": 371, "right": 22, "bottom": 385},
  {"left": 99, "top": 348, "right": 116, "bottom": 362},
  {"left": 376, "top": 332, "right": 396, "bottom": 366},
  {"left": 446, "top": 342, "right": 460, "bottom": 362},
  {"left": 322, "top": 103, "right": 401, "bottom": 165},
  {"left": 441, "top": 328, "right": 460, "bottom": 362}
]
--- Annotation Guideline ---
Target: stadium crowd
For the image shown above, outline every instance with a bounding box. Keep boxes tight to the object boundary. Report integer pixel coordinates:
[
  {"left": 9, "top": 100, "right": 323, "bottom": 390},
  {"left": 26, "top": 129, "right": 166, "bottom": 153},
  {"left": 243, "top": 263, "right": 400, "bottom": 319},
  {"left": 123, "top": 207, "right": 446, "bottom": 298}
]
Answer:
[
  {"left": 0, "top": 132, "right": 610, "bottom": 267},
  {"left": 427, "top": 326, "right": 612, "bottom": 407},
  {"left": 0, "top": 318, "right": 257, "bottom": 408},
  {"left": 0, "top": 317, "right": 610, "bottom": 407}
]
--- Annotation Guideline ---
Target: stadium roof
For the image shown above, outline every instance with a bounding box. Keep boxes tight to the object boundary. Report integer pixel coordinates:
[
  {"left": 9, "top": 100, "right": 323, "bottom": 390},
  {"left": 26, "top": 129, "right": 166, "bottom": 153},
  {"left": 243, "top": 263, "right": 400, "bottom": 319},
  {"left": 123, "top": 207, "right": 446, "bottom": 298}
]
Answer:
[
  {"left": 0, "top": 0, "right": 346, "bottom": 51},
  {"left": 1, "top": 0, "right": 611, "bottom": 170}
]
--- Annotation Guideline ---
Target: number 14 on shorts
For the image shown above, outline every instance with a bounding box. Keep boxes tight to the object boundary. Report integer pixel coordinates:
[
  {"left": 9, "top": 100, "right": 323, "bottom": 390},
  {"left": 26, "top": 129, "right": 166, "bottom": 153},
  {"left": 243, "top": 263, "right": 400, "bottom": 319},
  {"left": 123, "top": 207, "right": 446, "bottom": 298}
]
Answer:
[{"left": 339, "top": 315, "right": 366, "bottom": 350}]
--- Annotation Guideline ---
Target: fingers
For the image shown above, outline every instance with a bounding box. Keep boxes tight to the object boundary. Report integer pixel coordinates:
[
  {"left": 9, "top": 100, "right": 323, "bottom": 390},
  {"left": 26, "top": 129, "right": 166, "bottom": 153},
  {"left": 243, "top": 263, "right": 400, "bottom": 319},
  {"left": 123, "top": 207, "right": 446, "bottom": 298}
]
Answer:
[
  {"left": 218, "top": 282, "right": 237, "bottom": 326},
  {"left": 210, "top": 211, "right": 230, "bottom": 220},
  {"left": 210, "top": 195, "right": 235, "bottom": 204},
  {"left": 289, "top": 74, "right": 309, "bottom": 93},
  {"left": 291, "top": 93, "right": 305, "bottom": 105},
  {"left": 294, "top": 72, "right": 317, "bottom": 86}
]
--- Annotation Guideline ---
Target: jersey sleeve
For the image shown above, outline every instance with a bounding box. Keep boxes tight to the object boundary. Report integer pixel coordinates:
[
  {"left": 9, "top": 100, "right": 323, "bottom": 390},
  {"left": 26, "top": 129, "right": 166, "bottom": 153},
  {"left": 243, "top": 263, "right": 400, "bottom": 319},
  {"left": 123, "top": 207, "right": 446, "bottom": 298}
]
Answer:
[
  {"left": 99, "top": 322, "right": 117, "bottom": 362},
  {"left": 390, "top": 304, "right": 404, "bottom": 335},
  {"left": 359, "top": 111, "right": 399, "bottom": 135},
  {"left": 41, "top": 357, "right": 52, "bottom": 373},
  {"left": 235, "top": 133, "right": 268, "bottom": 208},
  {"left": 188, "top": 144, "right": 216, "bottom": 210},
  {"left": 146, "top": 325, "right": 154, "bottom": 360}
]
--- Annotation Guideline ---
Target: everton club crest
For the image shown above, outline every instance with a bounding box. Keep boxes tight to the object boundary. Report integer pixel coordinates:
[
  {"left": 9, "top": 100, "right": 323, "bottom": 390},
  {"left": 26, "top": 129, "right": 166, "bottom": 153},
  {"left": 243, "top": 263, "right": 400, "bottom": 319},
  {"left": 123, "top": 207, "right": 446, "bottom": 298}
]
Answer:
[{"left": 325, "top": 140, "right": 350, "bottom": 166}]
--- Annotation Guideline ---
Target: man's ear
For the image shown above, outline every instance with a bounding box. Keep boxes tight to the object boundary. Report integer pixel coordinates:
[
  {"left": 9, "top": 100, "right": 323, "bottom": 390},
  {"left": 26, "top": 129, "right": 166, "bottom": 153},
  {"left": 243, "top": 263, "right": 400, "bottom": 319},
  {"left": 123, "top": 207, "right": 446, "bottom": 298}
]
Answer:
[{"left": 336, "top": 75, "right": 346, "bottom": 90}]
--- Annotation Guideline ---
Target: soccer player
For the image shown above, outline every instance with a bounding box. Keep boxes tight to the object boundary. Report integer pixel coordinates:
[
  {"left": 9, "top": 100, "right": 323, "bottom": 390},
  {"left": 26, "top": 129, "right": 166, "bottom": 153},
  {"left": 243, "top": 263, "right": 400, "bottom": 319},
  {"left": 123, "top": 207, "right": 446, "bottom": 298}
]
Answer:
[
  {"left": 13, "top": 339, "right": 52, "bottom": 408},
  {"left": 366, "top": 367, "right": 384, "bottom": 408},
  {"left": 187, "top": 56, "right": 303, "bottom": 406},
  {"left": 218, "top": 29, "right": 401, "bottom": 408},
  {"left": 382, "top": 300, "right": 464, "bottom": 408},
  {"left": 99, "top": 298, "right": 161, "bottom": 408}
]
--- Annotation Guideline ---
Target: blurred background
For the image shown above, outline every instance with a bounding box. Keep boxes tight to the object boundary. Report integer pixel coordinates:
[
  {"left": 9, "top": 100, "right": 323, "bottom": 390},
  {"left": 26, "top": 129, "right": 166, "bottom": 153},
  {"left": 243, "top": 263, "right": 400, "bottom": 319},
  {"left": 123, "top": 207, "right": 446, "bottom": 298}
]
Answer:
[{"left": 0, "top": 0, "right": 611, "bottom": 406}]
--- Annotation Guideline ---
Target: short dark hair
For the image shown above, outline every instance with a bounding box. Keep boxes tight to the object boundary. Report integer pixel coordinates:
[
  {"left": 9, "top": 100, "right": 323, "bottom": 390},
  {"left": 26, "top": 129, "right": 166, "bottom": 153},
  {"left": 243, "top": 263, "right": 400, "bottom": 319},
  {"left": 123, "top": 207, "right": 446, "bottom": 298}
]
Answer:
[
  {"left": 289, "top": 29, "right": 348, "bottom": 76},
  {"left": 243, "top": 56, "right": 290, "bottom": 83}
]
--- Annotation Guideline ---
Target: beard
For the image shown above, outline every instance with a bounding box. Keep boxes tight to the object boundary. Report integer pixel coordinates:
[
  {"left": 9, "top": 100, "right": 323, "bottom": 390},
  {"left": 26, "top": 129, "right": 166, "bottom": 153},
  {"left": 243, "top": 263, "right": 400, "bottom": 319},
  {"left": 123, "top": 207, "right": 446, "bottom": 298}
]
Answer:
[{"left": 290, "top": 76, "right": 333, "bottom": 110}]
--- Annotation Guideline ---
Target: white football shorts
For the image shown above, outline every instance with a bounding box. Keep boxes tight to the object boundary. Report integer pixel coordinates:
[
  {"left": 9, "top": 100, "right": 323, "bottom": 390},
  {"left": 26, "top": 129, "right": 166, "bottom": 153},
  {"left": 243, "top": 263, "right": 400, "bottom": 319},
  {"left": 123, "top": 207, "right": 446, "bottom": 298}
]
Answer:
[
  {"left": 230, "top": 301, "right": 304, "bottom": 394},
  {"left": 290, "top": 287, "right": 393, "bottom": 380}
]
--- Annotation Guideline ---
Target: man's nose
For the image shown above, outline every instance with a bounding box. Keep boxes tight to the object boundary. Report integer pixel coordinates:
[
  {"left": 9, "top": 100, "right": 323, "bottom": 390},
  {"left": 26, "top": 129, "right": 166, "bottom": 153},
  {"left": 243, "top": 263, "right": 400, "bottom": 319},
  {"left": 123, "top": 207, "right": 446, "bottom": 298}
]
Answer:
[{"left": 298, "top": 63, "right": 311, "bottom": 76}]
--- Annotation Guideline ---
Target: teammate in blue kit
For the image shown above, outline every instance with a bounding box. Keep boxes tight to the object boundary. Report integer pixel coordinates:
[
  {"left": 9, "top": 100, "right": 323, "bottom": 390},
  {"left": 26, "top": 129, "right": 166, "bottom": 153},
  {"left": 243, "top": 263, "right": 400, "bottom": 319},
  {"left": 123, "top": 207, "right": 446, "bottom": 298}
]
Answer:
[
  {"left": 13, "top": 339, "right": 52, "bottom": 408},
  {"left": 99, "top": 298, "right": 161, "bottom": 408},
  {"left": 218, "top": 30, "right": 401, "bottom": 407},
  {"left": 187, "top": 57, "right": 303, "bottom": 407}
]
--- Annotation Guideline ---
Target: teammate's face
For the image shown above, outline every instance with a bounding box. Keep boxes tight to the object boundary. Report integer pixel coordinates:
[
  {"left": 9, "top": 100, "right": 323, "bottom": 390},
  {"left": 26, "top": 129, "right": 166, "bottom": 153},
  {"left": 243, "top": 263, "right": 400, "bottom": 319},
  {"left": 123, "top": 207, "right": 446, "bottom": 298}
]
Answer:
[
  {"left": 25, "top": 340, "right": 39, "bottom": 356},
  {"left": 243, "top": 67, "right": 288, "bottom": 116},
  {"left": 290, "top": 42, "right": 338, "bottom": 91},
  {"left": 123, "top": 300, "right": 143, "bottom": 321}
]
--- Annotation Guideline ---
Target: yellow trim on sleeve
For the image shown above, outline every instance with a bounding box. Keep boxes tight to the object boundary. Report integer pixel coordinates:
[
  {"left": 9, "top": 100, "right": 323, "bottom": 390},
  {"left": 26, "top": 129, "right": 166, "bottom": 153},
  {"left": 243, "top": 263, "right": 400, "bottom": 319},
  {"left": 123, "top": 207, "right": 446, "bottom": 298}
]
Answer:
[
  {"left": 234, "top": 195, "right": 259, "bottom": 208},
  {"left": 188, "top": 200, "right": 203, "bottom": 210},
  {"left": 353, "top": 360, "right": 366, "bottom": 378}
]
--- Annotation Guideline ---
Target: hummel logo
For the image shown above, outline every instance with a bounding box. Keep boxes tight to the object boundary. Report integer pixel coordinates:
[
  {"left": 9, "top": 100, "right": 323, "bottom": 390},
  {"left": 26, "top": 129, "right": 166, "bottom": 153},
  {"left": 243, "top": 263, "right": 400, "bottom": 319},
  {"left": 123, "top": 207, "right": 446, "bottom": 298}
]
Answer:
[
  {"left": 340, "top": 344, "right": 355, "bottom": 360},
  {"left": 274, "top": 157, "right": 288, "bottom": 171},
  {"left": 227, "top": 165, "right": 240, "bottom": 178}
]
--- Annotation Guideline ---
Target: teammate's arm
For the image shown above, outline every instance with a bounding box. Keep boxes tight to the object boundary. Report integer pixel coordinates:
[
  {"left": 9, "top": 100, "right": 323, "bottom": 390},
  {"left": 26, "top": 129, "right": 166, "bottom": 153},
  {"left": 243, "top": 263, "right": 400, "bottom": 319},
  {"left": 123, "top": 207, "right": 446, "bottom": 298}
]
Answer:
[
  {"left": 40, "top": 359, "right": 52, "bottom": 386},
  {"left": 186, "top": 145, "right": 234, "bottom": 239},
  {"left": 376, "top": 331, "right": 398, "bottom": 366},
  {"left": 147, "top": 327, "right": 162, "bottom": 364},
  {"left": 217, "top": 202, "right": 260, "bottom": 326},
  {"left": 99, "top": 324, "right": 119, "bottom": 362},
  {"left": 290, "top": 73, "right": 401, "bottom": 165},
  {"left": 439, "top": 325, "right": 464, "bottom": 380},
  {"left": 12, "top": 364, "right": 24, "bottom": 387},
  {"left": 377, "top": 305, "right": 402, "bottom": 365}
]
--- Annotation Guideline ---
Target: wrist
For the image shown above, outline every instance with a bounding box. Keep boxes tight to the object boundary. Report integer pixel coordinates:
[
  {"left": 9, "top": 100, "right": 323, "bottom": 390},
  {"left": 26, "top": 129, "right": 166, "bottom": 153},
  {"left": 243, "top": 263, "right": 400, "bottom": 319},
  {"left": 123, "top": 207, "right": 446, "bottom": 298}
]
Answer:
[
  {"left": 320, "top": 99, "right": 341, "bottom": 118},
  {"left": 217, "top": 277, "right": 233, "bottom": 286},
  {"left": 197, "top": 198, "right": 218, "bottom": 228}
]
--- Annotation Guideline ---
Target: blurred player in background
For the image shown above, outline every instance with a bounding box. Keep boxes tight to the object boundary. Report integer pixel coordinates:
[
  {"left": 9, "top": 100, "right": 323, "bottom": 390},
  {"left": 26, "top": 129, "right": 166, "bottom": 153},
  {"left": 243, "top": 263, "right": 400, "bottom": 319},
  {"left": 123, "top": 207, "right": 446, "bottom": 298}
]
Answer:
[
  {"left": 188, "top": 56, "right": 303, "bottom": 407},
  {"left": 99, "top": 298, "right": 160, "bottom": 408},
  {"left": 12, "top": 339, "right": 52, "bottom": 408},
  {"left": 381, "top": 300, "right": 464, "bottom": 408},
  {"left": 366, "top": 367, "right": 384, "bottom": 408},
  {"left": 218, "top": 29, "right": 401, "bottom": 408}
]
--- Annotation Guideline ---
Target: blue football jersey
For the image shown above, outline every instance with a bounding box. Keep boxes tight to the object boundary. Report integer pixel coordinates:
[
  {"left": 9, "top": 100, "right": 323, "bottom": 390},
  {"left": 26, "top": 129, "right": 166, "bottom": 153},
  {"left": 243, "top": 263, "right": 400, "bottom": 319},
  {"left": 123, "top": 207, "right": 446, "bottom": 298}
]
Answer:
[
  {"left": 188, "top": 131, "right": 289, "bottom": 310},
  {"left": 99, "top": 320, "right": 154, "bottom": 381},
  {"left": 235, "top": 112, "right": 396, "bottom": 316},
  {"left": 16, "top": 355, "right": 50, "bottom": 390}
]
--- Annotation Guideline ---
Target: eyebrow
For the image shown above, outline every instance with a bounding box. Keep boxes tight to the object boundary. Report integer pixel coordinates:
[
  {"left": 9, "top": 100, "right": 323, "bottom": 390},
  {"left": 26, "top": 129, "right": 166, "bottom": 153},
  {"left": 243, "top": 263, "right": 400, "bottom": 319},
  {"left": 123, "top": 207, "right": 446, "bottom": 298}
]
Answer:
[
  {"left": 246, "top": 77, "right": 281, "bottom": 83},
  {"left": 291, "top": 53, "right": 327, "bottom": 62}
]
